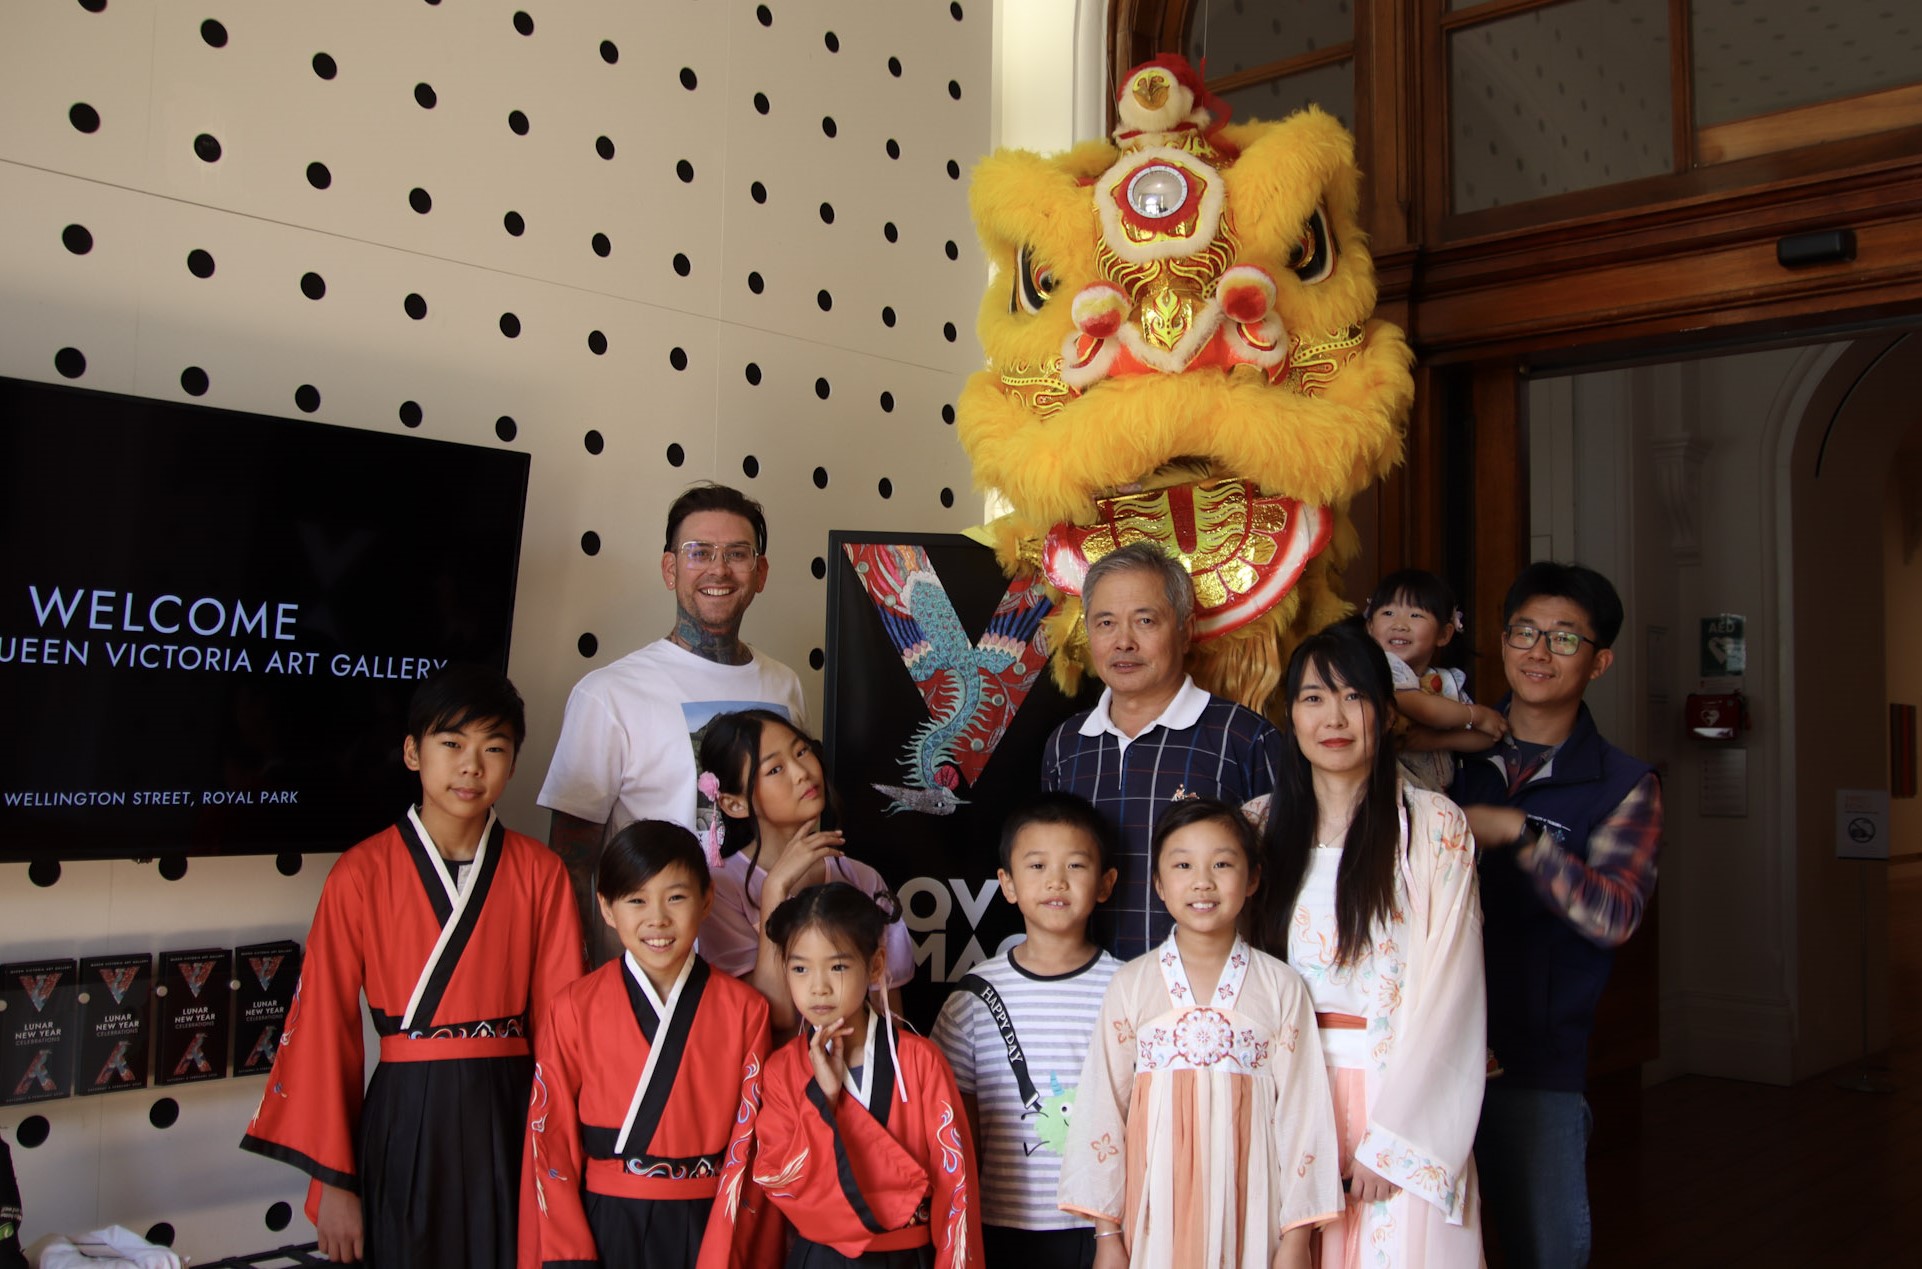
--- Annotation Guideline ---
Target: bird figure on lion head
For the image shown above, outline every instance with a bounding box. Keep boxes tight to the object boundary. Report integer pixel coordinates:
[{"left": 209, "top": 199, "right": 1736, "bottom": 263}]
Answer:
[{"left": 957, "top": 54, "right": 1413, "bottom": 718}]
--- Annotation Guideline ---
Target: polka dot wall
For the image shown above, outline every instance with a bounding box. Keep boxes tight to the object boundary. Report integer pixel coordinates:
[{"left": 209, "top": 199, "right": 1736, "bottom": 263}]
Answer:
[{"left": 0, "top": 0, "right": 989, "bottom": 1258}]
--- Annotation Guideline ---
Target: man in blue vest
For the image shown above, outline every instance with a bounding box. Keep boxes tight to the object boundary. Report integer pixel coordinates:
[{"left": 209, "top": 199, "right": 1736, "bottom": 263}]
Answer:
[{"left": 1453, "top": 563, "right": 1662, "bottom": 1269}]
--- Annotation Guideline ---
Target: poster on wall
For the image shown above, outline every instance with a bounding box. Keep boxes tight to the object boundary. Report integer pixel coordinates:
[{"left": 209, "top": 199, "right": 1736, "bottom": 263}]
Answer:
[
  {"left": 232, "top": 940, "right": 301, "bottom": 1078},
  {"left": 1, "top": 959, "right": 76, "bottom": 1106},
  {"left": 154, "top": 948, "right": 232, "bottom": 1086},
  {"left": 824, "top": 533, "right": 1095, "bottom": 1029},
  {"left": 0, "top": 376, "right": 530, "bottom": 863},
  {"left": 75, "top": 953, "right": 152, "bottom": 1096}
]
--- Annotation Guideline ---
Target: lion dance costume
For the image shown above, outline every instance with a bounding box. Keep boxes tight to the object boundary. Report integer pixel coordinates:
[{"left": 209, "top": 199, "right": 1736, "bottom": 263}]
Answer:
[{"left": 958, "top": 55, "right": 1414, "bottom": 716}]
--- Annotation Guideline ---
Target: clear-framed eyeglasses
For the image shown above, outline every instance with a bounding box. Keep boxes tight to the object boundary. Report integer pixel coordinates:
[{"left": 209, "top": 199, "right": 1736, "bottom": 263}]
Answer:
[
  {"left": 1503, "top": 624, "right": 1594, "bottom": 656},
  {"left": 677, "top": 541, "right": 759, "bottom": 570}
]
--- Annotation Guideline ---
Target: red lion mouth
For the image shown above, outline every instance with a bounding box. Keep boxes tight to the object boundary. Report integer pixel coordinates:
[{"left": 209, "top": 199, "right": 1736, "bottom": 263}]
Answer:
[{"left": 1038, "top": 479, "right": 1331, "bottom": 640}]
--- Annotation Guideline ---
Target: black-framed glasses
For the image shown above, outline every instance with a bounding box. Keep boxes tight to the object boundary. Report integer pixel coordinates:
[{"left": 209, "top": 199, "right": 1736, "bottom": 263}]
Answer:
[
  {"left": 1504, "top": 624, "right": 1594, "bottom": 656},
  {"left": 677, "top": 541, "right": 758, "bottom": 570}
]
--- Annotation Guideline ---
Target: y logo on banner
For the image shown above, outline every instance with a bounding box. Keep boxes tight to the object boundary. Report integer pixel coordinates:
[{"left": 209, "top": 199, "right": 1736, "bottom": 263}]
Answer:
[
  {"left": 179, "top": 961, "right": 216, "bottom": 998},
  {"left": 248, "top": 955, "right": 285, "bottom": 991},
  {"left": 19, "top": 971, "right": 62, "bottom": 1012},
  {"left": 844, "top": 544, "right": 1053, "bottom": 816},
  {"left": 99, "top": 964, "right": 140, "bottom": 1005}
]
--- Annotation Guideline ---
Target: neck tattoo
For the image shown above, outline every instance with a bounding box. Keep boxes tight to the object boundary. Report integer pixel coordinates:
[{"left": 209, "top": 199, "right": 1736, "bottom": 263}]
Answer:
[{"left": 669, "top": 606, "right": 750, "bottom": 665}]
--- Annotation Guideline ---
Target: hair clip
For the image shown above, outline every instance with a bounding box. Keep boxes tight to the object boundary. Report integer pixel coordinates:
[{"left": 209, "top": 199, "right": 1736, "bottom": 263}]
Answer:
[
  {"left": 696, "top": 771, "right": 724, "bottom": 869},
  {"left": 1451, "top": 608, "right": 1465, "bottom": 632}
]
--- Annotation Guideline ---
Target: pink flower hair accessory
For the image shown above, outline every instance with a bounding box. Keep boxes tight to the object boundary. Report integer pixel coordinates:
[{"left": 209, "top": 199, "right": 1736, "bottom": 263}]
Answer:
[{"left": 696, "top": 770, "right": 725, "bottom": 869}]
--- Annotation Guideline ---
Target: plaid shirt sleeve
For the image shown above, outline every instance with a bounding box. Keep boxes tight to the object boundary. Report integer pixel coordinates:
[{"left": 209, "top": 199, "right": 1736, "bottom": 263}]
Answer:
[{"left": 1515, "top": 773, "right": 1662, "bottom": 949}]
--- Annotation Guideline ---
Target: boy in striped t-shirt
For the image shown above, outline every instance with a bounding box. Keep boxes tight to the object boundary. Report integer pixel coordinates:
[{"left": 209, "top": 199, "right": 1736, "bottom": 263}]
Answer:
[{"left": 931, "top": 793, "right": 1121, "bottom": 1268}]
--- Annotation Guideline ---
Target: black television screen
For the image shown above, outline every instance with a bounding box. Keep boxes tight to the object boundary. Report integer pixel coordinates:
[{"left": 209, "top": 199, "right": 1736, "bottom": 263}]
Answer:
[{"left": 0, "top": 376, "right": 530, "bottom": 863}]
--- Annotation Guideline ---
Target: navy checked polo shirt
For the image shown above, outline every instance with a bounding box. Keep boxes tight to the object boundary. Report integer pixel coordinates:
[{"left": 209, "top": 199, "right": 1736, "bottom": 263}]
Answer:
[{"left": 1040, "top": 677, "right": 1283, "bottom": 960}]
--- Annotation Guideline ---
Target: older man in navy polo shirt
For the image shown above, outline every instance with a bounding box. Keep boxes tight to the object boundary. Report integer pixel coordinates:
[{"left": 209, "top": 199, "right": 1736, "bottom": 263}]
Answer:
[{"left": 1040, "top": 542, "right": 1283, "bottom": 959}]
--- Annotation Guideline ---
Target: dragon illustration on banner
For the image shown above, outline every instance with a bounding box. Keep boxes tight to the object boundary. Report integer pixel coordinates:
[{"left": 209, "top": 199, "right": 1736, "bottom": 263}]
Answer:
[{"left": 957, "top": 55, "right": 1413, "bottom": 716}]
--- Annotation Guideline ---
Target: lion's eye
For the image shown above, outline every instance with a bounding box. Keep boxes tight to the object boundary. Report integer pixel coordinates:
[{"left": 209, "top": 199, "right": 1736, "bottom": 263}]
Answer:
[
  {"left": 1013, "top": 243, "right": 1056, "bottom": 315},
  {"left": 1287, "top": 207, "right": 1337, "bottom": 286}
]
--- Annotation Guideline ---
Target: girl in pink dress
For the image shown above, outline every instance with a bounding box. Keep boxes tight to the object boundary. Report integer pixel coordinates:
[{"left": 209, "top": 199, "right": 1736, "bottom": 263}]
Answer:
[
  {"left": 1059, "top": 799, "right": 1342, "bottom": 1269},
  {"left": 1255, "top": 621, "right": 1487, "bottom": 1269}
]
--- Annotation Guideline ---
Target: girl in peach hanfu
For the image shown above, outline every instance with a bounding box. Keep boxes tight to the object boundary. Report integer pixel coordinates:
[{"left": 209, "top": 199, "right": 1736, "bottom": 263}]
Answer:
[
  {"left": 1059, "top": 798, "right": 1342, "bottom": 1269},
  {"left": 1254, "top": 621, "right": 1487, "bottom": 1268}
]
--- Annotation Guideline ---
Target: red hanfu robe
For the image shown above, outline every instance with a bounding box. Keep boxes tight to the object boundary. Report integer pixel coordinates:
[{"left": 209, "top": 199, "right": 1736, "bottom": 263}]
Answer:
[
  {"left": 524, "top": 953, "right": 776, "bottom": 1269},
  {"left": 753, "top": 1016, "right": 983, "bottom": 1269},
  {"left": 241, "top": 811, "right": 584, "bottom": 1268}
]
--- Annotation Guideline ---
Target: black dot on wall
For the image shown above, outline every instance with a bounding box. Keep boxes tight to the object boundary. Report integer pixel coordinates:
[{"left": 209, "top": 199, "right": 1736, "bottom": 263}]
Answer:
[
  {"left": 809, "top": 648, "right": 824, "bottom": 671},
  {"left": 200, "top": 18, "right": 228, "bottom": 47},
  {"left": 819, "top": 202, "right": 834, "bottom": 225},
  {"left": 265, "top": 1202, "right": 294, "bottom": 1233},
  {"left": 300, "top": 271, "right": 326, "bottom": 300},
  {"left": 187, "top": 248, "right": 215, "bottom": 278},
  {"left": 512, "top": 10, "right": 534, "bottom": 36},
  {"left": 744, "top": 363, "right": 762, "bottom": 386},
  {"left": 578, "top": 633, "right": 598, "bottom": 658},
  {"left": 672, "top": 253, "right": 691, "bottom": 277},
  {"left": 180, "top": 366, "right": 209, "bottom": 397},
  {"left": 877, "top": 477, "right": 893, "bottom": 499},
  {"left": 583, "top": 430, "right": 604, "bottom": 456},
  {"left": 666, "top": 442, "right": 685, "bottom": 467},
  {"left": 409, "top": 187, "right": 432, "bottom": 213},
  {"left": 495, "top": 415, "right": 518, "bottom": 442},
  {"left": 879, "top": 391, "right": 894, "bottom": 413},
  {"left": 587, "top": 329, "right": 607, "bottom": 354},
  {"left": 940, "top": 487, "right": 956, "bottom": 508},
  {"left": 881, "top": 306, "right": 896, "bottom": 327},
  {"left": 275, "top": 851, "right": 303, "bottom": 876},
  {"left": 145, "top": 1225, "right": 175, "bottom": 1249},
  {"left": 952, "top": 2, "right": 965, "bottom": 19},
  {"left": 945, "top": 240, "right": 959, "bottom": 261},
  {"left": 949, "top": 80, "right": 962, "bottom": 100},
  {"left": 194, "top": 133, "right": 222, "bottom": 162},
  {"left": 508, "top": 110, "right": 529, "bottom": 135},
  {"left": 63, "top": 224, "right": 93, "bottom": 254},
  {"left": 294, "top": 384, "right": 320, "bottom": 414},
  {"left": 679, "top": 67, "right": 698, "bottom": 90},
  {"left": 597, "top": 135, "right": 615, "bottom": 160},
  {"left": 946, "top": 159, "right": 961, "bottom": 180},
  {"left": 886, "top": 138, "right": 900, "bottom": 160},
  {"left": 811, "top": 556, "right": 827, "bottom": 581},
  {"left": 821, "top": 116, "right": 837, "bottom": 138},
  {"left": 16, "top": 1117, "right": 49, "bottom": 1149},
  {"left": 888, "top": 56, "right": 902, "bottom": 77},
  {"left": 404, "top": 292, "right": 427, "bottom": 320},
  {"left": 398, "top": 400, "right": 422, "bottom": 428},
  {"left": 149, "top": 1098, "right": 180, "bottom": 1129},
  {"left": 675, "top": 159, "right": 694, "bottom": 183},
  {"left": 883, "top": 222, "right": 898, "bottom": 243},
  {"left": 816, "top": 290, "right": 832, "bottom": 312},
  {"left": 812, "top": 466, "right": 829, "bottom": 488},
  {"left": 814, "top": 377, "right": 831, "bottom": 400},
  {"left": 942, "top": 404, "right": 956, "bottom": 424},
  {"left": 27, "top": 859, "right": 60, "bottom": 887},
  {"left": 158, "top": 853, "right": 188, "bottom": 880},
  {"left": 504, "top": 210, "right": 525, "bottom": 236},
  {"left": 669, "top": 346, "right": 688, "bottom": 371},
  {"left": 756, "top": 5, "right": 772, "bottom": 27},
  {"left": 307, "top": 161, "right": 332, "bottom": 189},
  {"left": 600, "top": 40, "right": 619, "bottom": 64},
  {"left": 499, "top": 312, "right": 521, "bottom": 338},
  {"left": 580, "top": 531, "right": 600, "bottom": 556},
  {"left": 943, "top": 322, "right": 958, "bottom": 342},
  {"left": 54, "top": 347, "right": 86, "bottom": 379},
  {"left": 824, "top": 31, "right": 839, "bottom": 53},
  {"left": 591, "top": 232, "right": 611, "bottom": 257},
  {"left": 753, "top": 92, "right": 770, "bottom": 115},
  {"left": 69, "top": 102, "right": 100, "bottom": 134},
  {"left": 312, "top": 52, "right": 337, "bottom": 79},
  {"left": 747, "top": 271, "right": 764, "bottom": 294},
  {"left": 742, "top": 455, "right": 760, "bottom": 478},
  {"left": 414, "top": 82, "right": 436, "bottom": 109},
  {"left": 78, "top": 0, "right": 106, "bottom": 12},
  {"left": 750, "top": 181, "right": 767, "bottom": 204}
]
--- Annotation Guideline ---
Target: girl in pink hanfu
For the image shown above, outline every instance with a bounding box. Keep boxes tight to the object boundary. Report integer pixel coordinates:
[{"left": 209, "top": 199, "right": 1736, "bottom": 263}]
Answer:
[
  {"left": 1252, "top": 621, "right": 1487, "bottom": 1269},
  {"left": 1059, "top": 799, "right": 1342, "bottom": 1269}
]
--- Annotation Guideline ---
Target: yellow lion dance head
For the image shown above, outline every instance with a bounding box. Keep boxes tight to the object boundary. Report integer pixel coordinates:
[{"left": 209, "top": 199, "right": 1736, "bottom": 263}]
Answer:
[{"left": 957, "top": 56, "right": 1413, "bottom": 716}]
